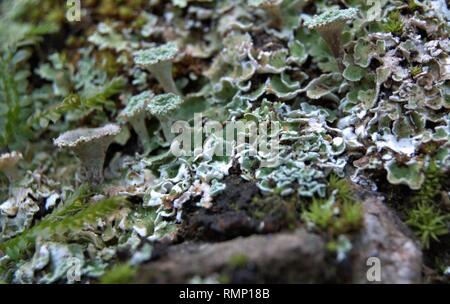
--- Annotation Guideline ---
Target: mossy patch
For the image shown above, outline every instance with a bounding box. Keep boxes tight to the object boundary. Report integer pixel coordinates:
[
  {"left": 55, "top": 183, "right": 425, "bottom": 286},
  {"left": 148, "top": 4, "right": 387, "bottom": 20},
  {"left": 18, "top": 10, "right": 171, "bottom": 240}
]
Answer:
[
  {"left": 228, "top": 254, "right": 249, "bottom": 269},
  {"left": 99, "top": 264, "right": 137, "bottom": 284}
]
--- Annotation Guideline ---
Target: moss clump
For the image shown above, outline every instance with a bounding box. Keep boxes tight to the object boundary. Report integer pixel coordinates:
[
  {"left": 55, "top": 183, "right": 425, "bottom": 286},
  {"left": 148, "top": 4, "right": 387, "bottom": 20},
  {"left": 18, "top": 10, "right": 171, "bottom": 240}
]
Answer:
[
  {"left": 329, "top": 174, "right": 354, "bottom": 205},
  {"left": 0, "top": 188, "right": 127, "bottom": 262},
  {"left": 302, "top": 198, "right": 363, "bottom": 235},
  {"left": 302, "top": 197, "right": 334, "bottom": 230},
  {"left": 406, "top": 161, "right": 448, "bottom": 249},
  {"left": 250, "top": 194, "right": 298, "bottom": 229},
  {"left": 218, "top": 274, "right": 231, "bottom": 284},
  {"left": 228, "top": 254, "right": 249, "bottom": 269},
  {"left": 334, "top": 201, "right": 363, "bottom": 233},
  {"left": 410, "top": 65, "right": 422, "bottom": 77},
  {"left": 412, "top": 161, "right": 444, "bottom": 206},
  {"left": 302, "top": 176, "right": 363, "bottom": 235},
  {"left": 383, "top": 11, "right": 403, "bottom": 35},
  {"left": 99, "top": 264, "right": 137, "bottom": 284},
  {"left": 406, "top": 202, "right": 448, "bottom": 249},
  {"left": 407, "top": 0, "right": 421, "bottom": 11}
]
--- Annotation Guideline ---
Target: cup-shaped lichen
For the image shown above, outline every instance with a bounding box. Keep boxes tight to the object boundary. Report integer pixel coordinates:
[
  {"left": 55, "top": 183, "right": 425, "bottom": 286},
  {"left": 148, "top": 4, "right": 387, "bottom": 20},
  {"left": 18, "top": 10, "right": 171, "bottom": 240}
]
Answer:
[
  {"left": 305, "top": 8, "right": 358, "bottom": 71},
  {"left": 54, "top": 124, "right": 121, "bottom": 185},
  {"left": 119, "top": 91, "right": 154, "bottom": 153},
  {"left": 133, "top": 42, "right": 181, "bottom": 95},
  {"left": 147, "top": 93, "right": 184, "bottom": 141}
]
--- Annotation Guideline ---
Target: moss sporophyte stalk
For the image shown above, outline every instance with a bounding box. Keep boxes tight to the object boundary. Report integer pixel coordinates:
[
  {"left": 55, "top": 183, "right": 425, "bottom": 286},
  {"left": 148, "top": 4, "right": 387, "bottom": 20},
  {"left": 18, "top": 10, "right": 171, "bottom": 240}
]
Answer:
[{"left": 0, "top": 0, "right": 449, "bottom": 284}]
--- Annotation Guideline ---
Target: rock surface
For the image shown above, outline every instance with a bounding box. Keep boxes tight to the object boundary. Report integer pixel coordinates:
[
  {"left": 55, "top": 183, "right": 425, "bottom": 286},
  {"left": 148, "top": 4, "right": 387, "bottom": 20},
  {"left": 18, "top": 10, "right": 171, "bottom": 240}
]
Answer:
[
  {"left": 135, "top": 229, "right": 326, "bottom": 283},
  {"left": 136, "top": 189, "right": 423, "bottom": 283},
  {"left": 351, "top": 194, "right": 423, "bottom": 283}
]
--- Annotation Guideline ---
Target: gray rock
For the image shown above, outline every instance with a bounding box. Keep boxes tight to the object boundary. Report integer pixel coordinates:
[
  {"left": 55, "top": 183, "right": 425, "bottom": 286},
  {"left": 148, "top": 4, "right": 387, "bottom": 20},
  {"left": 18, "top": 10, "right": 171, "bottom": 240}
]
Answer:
[
  {"left": 351, "top": 195, "right": 423, "bottom": 283},
  {"left": 135, "top": 229, "right": 326, "bottom": 283},
  {"left": 136, "top": 189, "right": 423, "bottom": 283}
]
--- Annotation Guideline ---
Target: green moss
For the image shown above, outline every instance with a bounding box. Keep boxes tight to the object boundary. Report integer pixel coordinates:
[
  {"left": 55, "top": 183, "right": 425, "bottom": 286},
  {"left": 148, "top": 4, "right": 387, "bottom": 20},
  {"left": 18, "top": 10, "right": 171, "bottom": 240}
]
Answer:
[
  {"left": 0, "top": 187, "right": 128, "bottom": 261},
  {"left": 302, "top": 176, "right": 363, "bottom": 234},
  {"left": 0, "top": 47, "right": 33, "bottom": 149},
  {"left": 412, "top": 161, "right": 444, "bottom": 205},
  {"left": 118, "top": 7, "right": 134, "bottom": 19},
  {"left": 218, "top": 274, "right": 231, "bottom": 284},
  {"left": 407, "top": 0, "right": 421, "bottom": 11},
  {"left": 238, "top": 194, "right": 300, "bottom": 232},
  {"left": 334, "top": 201, "right": 363, "bottom": 233},
  {"left": 410, "top": 65, "right": 422, "bottom": 77},
  {"left": 302, "top": 198, "right": 334, "bottom": 230},
  {"left": 228, "top": 254, "right": 249, "bottom": 269},
  {"left": 406, "top": 161, "right": 448, "bottom": 249},
  {"left": 329, "top": 176, "right": 363, "bottom": 232},
  {"left": 99, "top": 264, "right": 137, "bottom": 284},
  {"left": 383, "top": 11, "right": 403, "bottom": 35},
  {"left": 328, "top": 174, "right": 353, "bottom": 205},
  {"left": 406, "top": 202, "right": 448, "bottom": 249},
  {"left": 250, "top": 194, "right": 298, "bottom": 227}
]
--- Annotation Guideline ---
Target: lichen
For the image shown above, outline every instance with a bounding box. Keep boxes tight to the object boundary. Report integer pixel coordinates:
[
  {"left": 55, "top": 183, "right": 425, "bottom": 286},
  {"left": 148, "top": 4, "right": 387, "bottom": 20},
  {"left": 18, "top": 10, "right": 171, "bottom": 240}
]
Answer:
[{"left": 0, "top": 0, "right": 449, "bottom": 284}]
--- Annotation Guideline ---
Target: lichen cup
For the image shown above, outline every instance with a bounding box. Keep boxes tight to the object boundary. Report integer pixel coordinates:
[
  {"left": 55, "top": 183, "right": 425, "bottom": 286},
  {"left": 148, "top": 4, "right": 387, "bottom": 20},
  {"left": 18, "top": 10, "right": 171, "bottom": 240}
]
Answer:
[
  {"left": 133, "top": 42, "right": 181, "bottom": 95},
  {"left": 305, "top": 8, "right": 358, "bottom": 71},
  {"left": 54, "top": 124, "right": 121, "bottom": 185},
  {"left": 119, "top": 91, "right": 155, "bottom": 153}
]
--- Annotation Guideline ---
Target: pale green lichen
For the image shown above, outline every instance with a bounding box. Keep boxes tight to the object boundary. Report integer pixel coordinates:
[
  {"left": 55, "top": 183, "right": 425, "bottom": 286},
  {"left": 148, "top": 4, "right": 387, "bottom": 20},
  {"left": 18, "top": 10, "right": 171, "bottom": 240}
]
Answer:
[
  {"left": 54, "top": 124, "right": 121, "bottom": 185},
  {"left": 134, "top": 43, "right": 178, "bottom": 67},
  {"left": 133, "top": 43, "right": 180, "bottom": 94},
  {"left": 305, "top": 8, "right": 359, "bottom": 70},
  {"left": 119, "top": 91, "right": 155, "bottom": 153},
  {"left": 147, "top": 93, "right": 184, "bottom": 141},
  {"left": 305, "top": 8, "right": 359, "bottom": 30},
  {"left": 1, "top": 0, "right": 449, "bottom": 284},
  {"left": 385, "top": 160, "right": 425, "bottom": 190}
]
